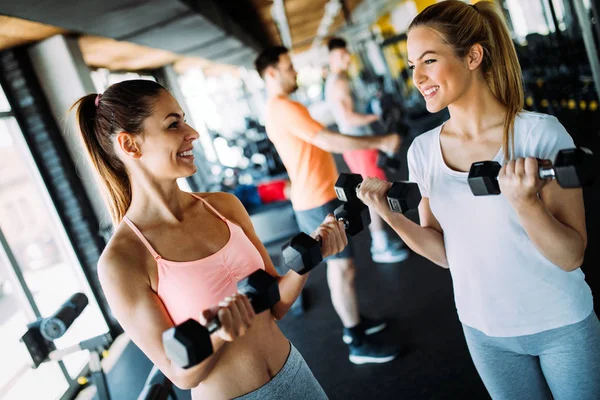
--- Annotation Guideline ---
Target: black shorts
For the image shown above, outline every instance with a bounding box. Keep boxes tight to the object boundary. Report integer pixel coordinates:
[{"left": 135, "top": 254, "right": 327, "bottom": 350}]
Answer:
[{"left": 294, "top": 198, "right": 354, "bottom": 260}]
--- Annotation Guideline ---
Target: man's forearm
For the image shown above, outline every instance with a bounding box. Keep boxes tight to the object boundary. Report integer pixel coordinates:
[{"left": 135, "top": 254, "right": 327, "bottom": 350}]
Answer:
[
  {"left": 313, "top": 129, "right": 385, "bottom": 153},
  {"left": 342, "top": 112, "right": 379, "bottom": 128}
]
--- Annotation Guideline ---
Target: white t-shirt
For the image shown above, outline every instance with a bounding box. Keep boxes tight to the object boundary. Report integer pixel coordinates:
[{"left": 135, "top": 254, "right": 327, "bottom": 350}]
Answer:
[{"left": 407, "top": 111, "right": 593, "bottom": 337}]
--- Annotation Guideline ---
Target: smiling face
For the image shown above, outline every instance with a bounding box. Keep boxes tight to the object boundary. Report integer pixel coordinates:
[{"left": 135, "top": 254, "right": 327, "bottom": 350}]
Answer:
[
  {"left": 407, "top": 26, "right": 474, "bottom": 113},
  {"left": 120, "top": 90, "right": 200, "bottom": 179}
]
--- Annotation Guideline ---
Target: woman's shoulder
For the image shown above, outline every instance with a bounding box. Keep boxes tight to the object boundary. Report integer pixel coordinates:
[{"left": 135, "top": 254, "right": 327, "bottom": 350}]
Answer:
[
  {"left": 98, "top": 224, "right": 152, "bottom": 285},
  {"left": 516, "top": 110, "right": 567, "bottom": 136},
  {"left": 195, "top": 191, "right": 242, "bottom": 210},
  {"left": 193, "top": 191, "right": 249, "bottom": 225},
  {"left": 412, "top": 123, "right": 442, "bottom": 146},
  {"left": 408, "top": 123, "right": 443, "bottom": 159},
  {"left": 515, "top": 111, "right": 574, "bottom": 158}
]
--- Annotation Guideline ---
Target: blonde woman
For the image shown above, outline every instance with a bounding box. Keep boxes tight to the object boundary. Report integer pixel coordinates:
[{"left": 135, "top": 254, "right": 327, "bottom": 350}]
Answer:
[{"left": 356, "top": 2, "right": 600, "bottom": 399}]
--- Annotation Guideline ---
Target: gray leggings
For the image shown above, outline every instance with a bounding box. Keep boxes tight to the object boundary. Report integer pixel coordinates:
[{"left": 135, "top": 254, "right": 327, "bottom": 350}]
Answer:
[
  {"left": 463, "top": 312, "right": 600, "bottom": 400},
  {"left": 234, "top": 343, "right": 328, "bottom": 399}
]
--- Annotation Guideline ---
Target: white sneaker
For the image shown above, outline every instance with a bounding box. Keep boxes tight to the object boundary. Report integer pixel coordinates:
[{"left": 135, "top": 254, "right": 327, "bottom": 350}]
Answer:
[{"left": 371, "top": 245, "right": 410, "bottom": 263}]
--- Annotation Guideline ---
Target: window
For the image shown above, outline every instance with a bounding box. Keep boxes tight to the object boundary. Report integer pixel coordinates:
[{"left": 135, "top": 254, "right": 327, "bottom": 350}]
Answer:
[{"left": 0, "top": 84, "right": 108, "bottom": 399}]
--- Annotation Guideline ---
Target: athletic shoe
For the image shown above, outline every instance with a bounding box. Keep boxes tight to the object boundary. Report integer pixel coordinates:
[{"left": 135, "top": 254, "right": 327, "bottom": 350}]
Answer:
[{"left": 342, "top": 315, "right": 388, "bottom": 344}]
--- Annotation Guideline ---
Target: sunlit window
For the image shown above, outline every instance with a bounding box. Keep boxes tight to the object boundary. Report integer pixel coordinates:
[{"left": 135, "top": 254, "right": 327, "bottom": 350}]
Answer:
[
  {"left": 505, "top": 0, "right": 569, "bottom": 42},
  {"left": 0, "top": 84, "right": 108, "bottom": 399}
]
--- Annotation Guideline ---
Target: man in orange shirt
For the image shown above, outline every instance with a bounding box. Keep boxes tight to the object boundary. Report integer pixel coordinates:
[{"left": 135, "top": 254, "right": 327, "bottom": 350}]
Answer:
[{"left": 255, "top": 46, "right": 401, "bottom": 364}]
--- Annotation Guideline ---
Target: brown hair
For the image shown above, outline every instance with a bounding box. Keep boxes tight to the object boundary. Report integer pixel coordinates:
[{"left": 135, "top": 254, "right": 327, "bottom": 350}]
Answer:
[
  {"left": 409, "top": 1, "right": 523, "bottom": 159},
  {"left": 70, "top": 79, "right": 166, "bottom": 225},
  {"left": 255, "top": 46, "right": 289, "bottom": 78}
]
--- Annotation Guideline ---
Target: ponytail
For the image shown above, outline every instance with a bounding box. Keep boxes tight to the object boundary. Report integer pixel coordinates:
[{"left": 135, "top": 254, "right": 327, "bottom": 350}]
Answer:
[
  {"left": 69, "top": 80, "right": 166, "bottom": 226},
  {"left": 476, "top": 2, "right": 523, "bottom": 160},
  {"left": 70, "top": 94, "right": 131, "bottom": 226},
  {"left": 409, "top": 1, "right": 524, "bottom": 160}
]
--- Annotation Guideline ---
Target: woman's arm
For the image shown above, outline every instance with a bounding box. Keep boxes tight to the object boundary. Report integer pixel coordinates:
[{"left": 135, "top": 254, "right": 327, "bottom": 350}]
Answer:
[
  {"left": 499, "top": 157, "right": 587, "bottom": 271},
  {"left": 356, "top": 177, "right": 449, "bottom": 268},
  {"left": 98, "top": 244, "right": 250, "bottom": 390},
  {"left": 212, "top": 193, "right": 346, "bottom": 320}
]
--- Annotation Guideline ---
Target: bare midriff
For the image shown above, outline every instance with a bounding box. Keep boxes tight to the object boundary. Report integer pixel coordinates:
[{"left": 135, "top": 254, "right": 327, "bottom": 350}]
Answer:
[{"left": 191, "top": 313, "right": 290, "bottom": 399}]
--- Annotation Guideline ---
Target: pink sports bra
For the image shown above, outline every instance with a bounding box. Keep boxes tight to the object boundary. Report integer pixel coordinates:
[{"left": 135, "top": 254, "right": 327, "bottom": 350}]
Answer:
[{"left": 122, "top": 194, "right": 265, "bottom": 325}]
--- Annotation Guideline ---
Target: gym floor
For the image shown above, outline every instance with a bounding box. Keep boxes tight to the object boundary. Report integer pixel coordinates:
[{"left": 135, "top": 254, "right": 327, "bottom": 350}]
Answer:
[{"left": 92, "top": 145, "right": 600, "bottom": 400}]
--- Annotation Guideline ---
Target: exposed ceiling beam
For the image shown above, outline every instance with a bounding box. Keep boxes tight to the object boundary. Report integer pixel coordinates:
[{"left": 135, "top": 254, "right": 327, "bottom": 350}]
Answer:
[
  {"left": 311, "top": 0, "right": 342, "bottom": 49},
  {"left": 271, "top": 0, "right": 293, "bottom": 48},
  {"left": 0, "top": 0, "right": 274, "bottom": 67}
]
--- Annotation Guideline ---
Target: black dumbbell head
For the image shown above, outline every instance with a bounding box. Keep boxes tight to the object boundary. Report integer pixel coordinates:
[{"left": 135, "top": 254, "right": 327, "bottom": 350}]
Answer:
[
  {"left": 334, "top": 173, "right": 363, "bottom": 203},
  {"left": 237, "top": 269, "right": 280, "bottom": 314},
  {"left": 376, "top": 153, "right": 388, "bottom": 170},
  {"left": 377, "top": 152, "right": 401, "bottom": 171},
  {"left": 553, "top": 147, "right": 595, "bottom": 188},
  {"left": 282, "top": 232, "right": 322, "bottom": 275},
  {"left": 468, "top": 161, "right": 502, "bottom": 196},
  {"left": 334, "top": 202, "right": 371, "bottom": 236},
  {"left": 163, "top": 319, "right": 212, "bottom": 369},
  {"left": 387, "top": 182, "right": 421, "bottom": 213}
]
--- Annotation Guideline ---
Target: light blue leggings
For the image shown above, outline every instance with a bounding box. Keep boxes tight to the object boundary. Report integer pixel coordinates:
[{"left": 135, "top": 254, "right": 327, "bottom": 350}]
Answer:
[{"left": 463, "top": 312, "right": 600, "bottom": 400}]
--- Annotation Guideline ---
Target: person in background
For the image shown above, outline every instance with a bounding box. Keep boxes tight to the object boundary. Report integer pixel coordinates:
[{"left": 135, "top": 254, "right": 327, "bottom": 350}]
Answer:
[
  {"left": 256, "top": 46, "right": 403, "bottom": 364},
  {"left": 325, "top": 37, "right": 410, "bottom": 264}
]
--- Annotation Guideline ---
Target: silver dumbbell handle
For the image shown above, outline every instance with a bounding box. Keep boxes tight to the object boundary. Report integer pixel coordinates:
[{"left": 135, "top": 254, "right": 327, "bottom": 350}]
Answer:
[
  {"left": 337, "top": 218, "right": 350, "bottom": 230},
  {"left": 539, "top": 166, "right": 556, "bottom": 180}
]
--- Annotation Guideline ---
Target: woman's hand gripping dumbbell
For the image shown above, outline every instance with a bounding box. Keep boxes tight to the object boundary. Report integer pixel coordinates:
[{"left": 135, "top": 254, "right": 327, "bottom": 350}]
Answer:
[
  {"left": 335, "top": 173, "right": 422, "bottom": 215},
  {"left": 468, "top": 147, "right": 595, "bottom": 196},
  {"left": 162, "top": 269, "right": 280, "bottom": 369},
  {"left": 281, "top": 214, "right": 348, "bottom": 275}
]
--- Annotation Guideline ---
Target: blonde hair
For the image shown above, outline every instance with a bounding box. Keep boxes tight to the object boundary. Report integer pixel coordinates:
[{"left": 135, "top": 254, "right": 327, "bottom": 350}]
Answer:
[
  {"left": 70, "top": 80, "right": 166, "bottom": 226},
  {"left": 409, "top": 1, "right": 523, "bottom": 160}
]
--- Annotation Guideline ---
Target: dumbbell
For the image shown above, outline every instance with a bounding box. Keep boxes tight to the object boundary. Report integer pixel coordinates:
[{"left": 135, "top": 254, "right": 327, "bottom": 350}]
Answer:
[
  {"left": 281, "top": 233, "right": 323, "bottom": 275},
  {"left": 282, "top": 204, "right": 372, "bottom": 274},
  {"left": 162, "top": 269, "right": 280, "bottom": 369},
  {"left": 335, "top": 173, "right": 421, "bottom": 214},
  {"left": 376, "top": 151, "right": 401, "bottom": 172},
  {"left": 468, "top": 147, "right": 595, "bottom": 196}
]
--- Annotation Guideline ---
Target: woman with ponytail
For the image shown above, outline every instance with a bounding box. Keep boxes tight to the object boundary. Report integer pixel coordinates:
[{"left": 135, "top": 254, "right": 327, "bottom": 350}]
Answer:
[
  {"left": 71, "top": 80, "right": 345, "bottom": 399},
  {"left": 355, "top": 1, "right": 599, "bottom": 398}
]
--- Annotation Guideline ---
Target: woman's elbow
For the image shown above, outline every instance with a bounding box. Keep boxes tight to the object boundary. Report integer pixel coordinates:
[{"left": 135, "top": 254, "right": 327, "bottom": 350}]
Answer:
[
  {"left": 562, "top": 253, "right": 585, "bottom": 272},
  {"left": 172, "top": 373, "right": 201, "bottom": 390},
  {"left": 434, "top": 256, "right": 449, "bottom": 269},
  {"left": 169, "top": 365, "right": 206, "bottom": 390},
  {"left": 271, "top": 306, "right": 287, "bottom": 321},
  {"left": 558, "top": 243, "right": 586, "bottom": 272}
]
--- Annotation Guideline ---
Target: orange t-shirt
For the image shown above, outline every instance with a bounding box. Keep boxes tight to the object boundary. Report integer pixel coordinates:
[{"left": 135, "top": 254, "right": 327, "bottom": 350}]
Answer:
[{"left": 265, "top": 95, "right": 338, "bottom": 211}]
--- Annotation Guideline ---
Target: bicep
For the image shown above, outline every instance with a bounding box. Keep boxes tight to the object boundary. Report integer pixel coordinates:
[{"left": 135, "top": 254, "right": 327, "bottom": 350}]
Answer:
[
  {"left": 98, "top": 261, "right": 178, "bottom": 380},
  {"left": 540, "top": 181, "right": 587, "bottom": 245},
  {"left": 418, "top": 197, "right": 443, "bottom": 234}
]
